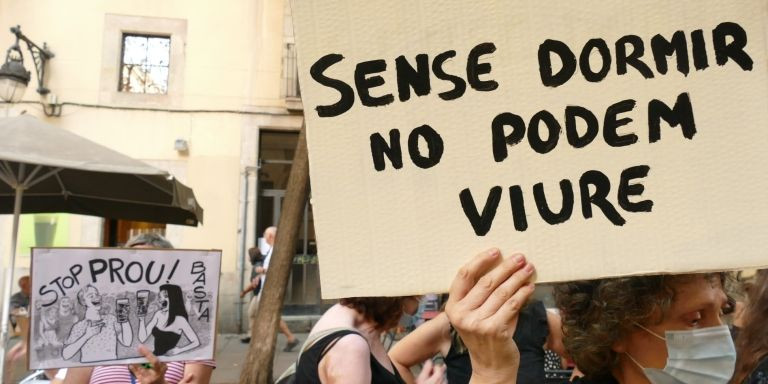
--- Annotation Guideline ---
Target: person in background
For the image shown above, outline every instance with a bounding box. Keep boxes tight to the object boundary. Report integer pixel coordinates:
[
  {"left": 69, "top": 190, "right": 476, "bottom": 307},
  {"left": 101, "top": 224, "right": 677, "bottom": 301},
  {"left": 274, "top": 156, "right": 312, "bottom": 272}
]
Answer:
[
  {"left": 555, "top": 273, "right": 735, "bottom": 384},
  {"left": 9, "top": 275, "right": 30, "bottom": 330},
  {"left": 294, "top": 295, "right": 446, "bottom": 383},
  {"left": 731, "top": 269, "right": 768, "bottom": 383},
  {"left": 390, "top": 298, "right": 566, "bottom": 383},
  {"left": 4, "top": 276, "right": 32, "bottom": 384},
  {"left": 240, "top": 247, "right": 264, "bottom": 343},
  {"left": 242, "top": 226, "right": 299, "bottom": 351},
  {"left": 63, "top": 232, "right": 214, "bottom": 384}
]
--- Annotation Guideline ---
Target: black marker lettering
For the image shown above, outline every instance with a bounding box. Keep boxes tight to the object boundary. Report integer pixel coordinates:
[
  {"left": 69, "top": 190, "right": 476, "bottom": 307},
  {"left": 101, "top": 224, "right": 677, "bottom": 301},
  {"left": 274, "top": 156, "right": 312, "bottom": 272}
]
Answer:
[
  {"left": 491, "top": 112, "right": 526, "bottom": 162},
  {"left": 467, "top": 42, "right": 499, "bottom": 91},
  {"left": 618, "top": 165, "right": 654, "bottom": 213},
  {"left": 579, "top": 170, "right": 626, "bottom": 226},
  {"left": 648, "top": 92, "right": 696, "bottom": 143},
  {"left": 310, "top": 53, "right": 355, "bottom": 118},
  {"left": 395, "top": 54, "right": 431, "bottom": 102},
  {"left": 459, "top": 186, "right": 502, "bottom": 236},
  {"left": 432, "top": 50, "right": 467, "bottom": 101}
]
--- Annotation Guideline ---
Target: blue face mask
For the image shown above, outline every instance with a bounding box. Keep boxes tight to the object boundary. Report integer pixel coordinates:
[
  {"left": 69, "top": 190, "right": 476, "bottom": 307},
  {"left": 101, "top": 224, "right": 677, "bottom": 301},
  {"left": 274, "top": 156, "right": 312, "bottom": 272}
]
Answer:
[{"left": 626, "top": 324, "right": 736, "bottom": 384}]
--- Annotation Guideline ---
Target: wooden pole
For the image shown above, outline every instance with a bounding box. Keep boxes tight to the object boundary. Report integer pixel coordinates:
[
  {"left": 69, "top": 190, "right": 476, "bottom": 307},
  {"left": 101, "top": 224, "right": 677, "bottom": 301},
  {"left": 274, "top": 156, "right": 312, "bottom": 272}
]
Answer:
[{"left": 239, "top": 122, "right": 309, "bottom": 384}]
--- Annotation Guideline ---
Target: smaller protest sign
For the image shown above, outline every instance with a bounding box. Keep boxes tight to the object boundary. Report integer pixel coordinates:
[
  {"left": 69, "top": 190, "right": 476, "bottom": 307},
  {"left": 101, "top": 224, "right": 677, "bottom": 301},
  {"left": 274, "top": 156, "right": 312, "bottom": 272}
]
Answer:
[{"left": 28, "top": 247, "right": 221, "bottom": 369}]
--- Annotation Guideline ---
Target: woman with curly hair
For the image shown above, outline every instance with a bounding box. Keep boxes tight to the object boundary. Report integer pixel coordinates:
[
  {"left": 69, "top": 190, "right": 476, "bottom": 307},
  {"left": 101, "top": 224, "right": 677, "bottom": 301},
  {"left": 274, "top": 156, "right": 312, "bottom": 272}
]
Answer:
[
  {"left": 554, "top": 273, "right": 736, "bottom": 384},
  {"left": 731, "top": 269, "right": 768, "bottom": 384}
]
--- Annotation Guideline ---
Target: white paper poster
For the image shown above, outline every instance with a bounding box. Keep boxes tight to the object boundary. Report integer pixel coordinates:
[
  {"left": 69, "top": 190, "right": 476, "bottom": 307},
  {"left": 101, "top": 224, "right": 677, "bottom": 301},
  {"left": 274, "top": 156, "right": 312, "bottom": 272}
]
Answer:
[
  {"left": 28, "top": 247, "right": 221, "bottom": 369},
  {"left": 291, "top": 0, "right": 768, "bottom": 298}
]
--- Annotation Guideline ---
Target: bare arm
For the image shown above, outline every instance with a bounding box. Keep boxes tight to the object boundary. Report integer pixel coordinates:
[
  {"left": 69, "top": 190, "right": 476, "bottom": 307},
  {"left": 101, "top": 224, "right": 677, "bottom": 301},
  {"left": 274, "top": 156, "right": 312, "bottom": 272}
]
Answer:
[
  {"left": 62, "top": 322, "right": 100, "bottom": 360},
  {"left": 168, "top": 318, "right": 201, "bottom": 355},
  {"left": 445, "top": 249, "right": 536, "bottom": 384},
  {"left": 319, "top": 334, "right": 371, "bottom": 384},
  {"left": 389, "top": 312, "right": 452, "bottom": 384},
  {"left": 181, "top": 363, "right": 214, "bottom": 384},
  {"left": 117, "top": 319, "right": 133, "bottom": 347},
  {"left": 138, "top": 312, "right": 160, "bottom": 343},
  {"left": 62, "top": 367, "right": 93, "bottom": 384},
  {"left": 545, "top": 310, "right": 567, "bottom": 358}
]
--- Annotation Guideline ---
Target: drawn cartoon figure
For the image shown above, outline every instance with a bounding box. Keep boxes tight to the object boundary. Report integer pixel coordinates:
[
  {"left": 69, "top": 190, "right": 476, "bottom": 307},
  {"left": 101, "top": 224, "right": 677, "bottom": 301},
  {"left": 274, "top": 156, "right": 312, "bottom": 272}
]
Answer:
[
  {"left": 56, "top": 296, "right": 78, "bottom": 341},
  {"left": 39, "top": 306, "right": 61, "bottom": 347},
  {"left": 62, "top": 285, "right": 133, "bottom": 363},
  {"left": 138, "top": 284, "right": 200, "bottom": 356},
  {"left": 184, "top": 290, "right": 200, "bottom": 318},
  {"left": 58, "top": 296, "right": 74, "bottom": 317}
]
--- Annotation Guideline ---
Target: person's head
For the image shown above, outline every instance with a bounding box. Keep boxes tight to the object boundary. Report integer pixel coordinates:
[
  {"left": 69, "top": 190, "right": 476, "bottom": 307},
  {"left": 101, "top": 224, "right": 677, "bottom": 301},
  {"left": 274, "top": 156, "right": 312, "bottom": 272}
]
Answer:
[
  {"left": 732, "top": 269, "right": 768, "bottom": 383},
  {"left": 159, "top": 284, "right": 188, "bottom": 326},
  {"left": 264, "top": 227, "right": 277, "bottom": 246},
  {"left": 59, "top": 296, "right": 74, "bottom": 316},
  {"left": 339, "top": 296, "right": 419, "bottom": 331},
  {"left": 44, "top": 305, "right": 57, "bottom": 322},
  {"left": 18, "top": 275, "right": 30, "bottom": 296},
  {"left": 555, "top": 273, "right": 732, "bottom": 380},
  {"left": 125, "top": 232, "right": 173, "bottom": 249},
  {"left": 248, "top": 247, "right": 263, "bottom": 264},
  {"left": 77, "top": 284, "right": 102, "bottom": 310}
]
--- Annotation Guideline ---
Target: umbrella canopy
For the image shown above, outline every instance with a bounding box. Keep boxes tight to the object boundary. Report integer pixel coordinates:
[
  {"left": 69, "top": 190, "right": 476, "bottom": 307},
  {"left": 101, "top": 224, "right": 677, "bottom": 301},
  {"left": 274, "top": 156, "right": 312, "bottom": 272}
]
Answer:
[
  {"left": 0, "top": 115, "right": 204, "bottom": 376},
  {"left": 0, "top": 115, "right": 202, "bottom": 225}
]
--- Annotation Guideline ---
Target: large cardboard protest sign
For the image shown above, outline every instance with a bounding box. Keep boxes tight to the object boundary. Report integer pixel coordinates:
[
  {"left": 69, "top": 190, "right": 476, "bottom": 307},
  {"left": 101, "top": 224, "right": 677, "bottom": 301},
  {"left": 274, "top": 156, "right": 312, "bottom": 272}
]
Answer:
[
  {"left": 292, "top": 0, "right": 768, "bottom": 298},
  {"left": 28, "top": 248, "right": 221, "bottom": 369}
]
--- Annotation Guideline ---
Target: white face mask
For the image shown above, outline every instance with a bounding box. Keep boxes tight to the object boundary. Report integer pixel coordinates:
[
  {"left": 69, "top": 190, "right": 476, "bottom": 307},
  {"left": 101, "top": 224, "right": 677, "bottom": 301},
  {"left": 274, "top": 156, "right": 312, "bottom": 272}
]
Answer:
[{"left": 626, "top": 324, "right": 736, "bottom": 384}]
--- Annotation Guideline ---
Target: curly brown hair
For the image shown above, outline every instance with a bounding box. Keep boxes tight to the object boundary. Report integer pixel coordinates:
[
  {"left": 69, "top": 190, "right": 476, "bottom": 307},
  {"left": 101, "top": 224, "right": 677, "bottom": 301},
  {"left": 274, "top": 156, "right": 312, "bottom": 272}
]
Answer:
[
  {"left": 554, "top": 273, "right": 728, "bottom": 379},
  {"left": 339, "top": 297, "right": 416, "bottom": 331},
  {"left": 732, "top": 269, "right": 768, "bottom": 384}
]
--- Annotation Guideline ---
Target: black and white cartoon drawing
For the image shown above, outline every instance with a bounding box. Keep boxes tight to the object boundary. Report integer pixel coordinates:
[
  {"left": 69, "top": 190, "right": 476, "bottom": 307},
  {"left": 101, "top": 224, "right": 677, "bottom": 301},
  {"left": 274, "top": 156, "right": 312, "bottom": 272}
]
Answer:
[
  {"left": 62, "top": 285, "right": 133, "bottom": 363},
  {"left": 184, "top": 290, "right": 201, "bottom": 318},
  {"left": 29, "top": 248, "right": 221, "bottom": 369},
  {"left": 39, "top": 306, "right": 61, "bottom": 347},
  {"left": 138, "top": 284, "right": 200, "bottom": 356}
]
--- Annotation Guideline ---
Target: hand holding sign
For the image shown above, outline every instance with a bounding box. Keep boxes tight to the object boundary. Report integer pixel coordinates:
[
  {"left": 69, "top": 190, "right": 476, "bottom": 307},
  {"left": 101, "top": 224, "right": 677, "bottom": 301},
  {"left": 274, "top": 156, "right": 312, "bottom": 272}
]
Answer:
[
  {"left": 129, "top": 345, "right": 168, "bottom": 384},
  {"left": 445, "top": 249, "right": 535, "bottom": 384}
]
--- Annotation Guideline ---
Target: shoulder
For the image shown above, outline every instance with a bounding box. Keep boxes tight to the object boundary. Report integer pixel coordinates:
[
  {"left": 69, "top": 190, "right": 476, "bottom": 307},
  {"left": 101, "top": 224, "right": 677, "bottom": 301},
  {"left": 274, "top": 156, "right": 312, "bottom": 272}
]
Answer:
[
  {"left": 327, "top": 333, "right": 370, "bottom": 356},
  {"left": 70, "top": 319, "right": 87, "bottom": 330}
]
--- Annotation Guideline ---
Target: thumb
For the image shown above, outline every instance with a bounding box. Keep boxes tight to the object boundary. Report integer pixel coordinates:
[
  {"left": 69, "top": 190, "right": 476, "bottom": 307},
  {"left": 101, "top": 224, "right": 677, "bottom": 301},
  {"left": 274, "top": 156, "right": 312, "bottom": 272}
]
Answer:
[
  {"left": 416, "top": 359, "right": 434, "bottom": 382},
  {"left": 181, "top": 373, "right": 195, "bottom": 383}
]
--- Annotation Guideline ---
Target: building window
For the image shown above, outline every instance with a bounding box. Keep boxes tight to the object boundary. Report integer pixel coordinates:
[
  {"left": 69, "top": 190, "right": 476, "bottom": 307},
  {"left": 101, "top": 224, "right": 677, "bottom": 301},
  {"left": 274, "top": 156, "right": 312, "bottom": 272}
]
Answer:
[{"left": 119, "top": 34, "right": 170, "bottom": 94}]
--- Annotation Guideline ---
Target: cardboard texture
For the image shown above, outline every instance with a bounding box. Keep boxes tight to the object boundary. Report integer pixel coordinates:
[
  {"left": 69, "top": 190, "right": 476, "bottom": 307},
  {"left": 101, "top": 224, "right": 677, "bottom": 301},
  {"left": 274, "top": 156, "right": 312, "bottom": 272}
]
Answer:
[
  {"left": 291, "top": 0, "right": 768, "bottom": 298},
  {"left": 28, "top": 248, "right": 221, "bottom": 369}
]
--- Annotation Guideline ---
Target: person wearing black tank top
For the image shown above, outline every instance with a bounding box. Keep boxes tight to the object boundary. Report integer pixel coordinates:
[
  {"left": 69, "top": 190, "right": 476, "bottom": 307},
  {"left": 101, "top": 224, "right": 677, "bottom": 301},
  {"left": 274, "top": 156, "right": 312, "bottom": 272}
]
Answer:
[
  {"left": 390, "top": 300, "right": 566, "bottom": 384},
  {"left": 295, "top": 297, "right": 446, "bottom": 383}
]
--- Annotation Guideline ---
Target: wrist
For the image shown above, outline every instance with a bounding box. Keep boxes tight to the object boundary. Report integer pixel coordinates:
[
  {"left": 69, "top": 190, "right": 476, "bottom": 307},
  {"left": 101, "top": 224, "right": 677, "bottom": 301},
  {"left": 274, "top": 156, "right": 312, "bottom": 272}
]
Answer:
[{"left": 468, "top": 355, "right": 518, "bottom": 384}]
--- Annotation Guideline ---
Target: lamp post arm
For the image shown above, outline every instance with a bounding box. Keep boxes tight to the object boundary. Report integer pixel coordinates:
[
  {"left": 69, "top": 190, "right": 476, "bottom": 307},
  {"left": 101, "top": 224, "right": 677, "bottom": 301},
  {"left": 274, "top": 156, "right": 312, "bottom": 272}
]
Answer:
[{"left": 10, "top": 25, "right": 54, "bottom": 95}]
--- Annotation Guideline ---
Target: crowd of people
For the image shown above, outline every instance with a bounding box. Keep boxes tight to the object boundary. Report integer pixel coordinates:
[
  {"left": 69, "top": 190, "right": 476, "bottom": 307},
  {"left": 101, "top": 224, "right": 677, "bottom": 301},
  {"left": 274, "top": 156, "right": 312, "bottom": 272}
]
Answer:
[
  {"left": 5, "top": 235, "right": 768, "bottom": 384},
  {"left": 292, "top": 249, "right": 767, "bottom": 384}
]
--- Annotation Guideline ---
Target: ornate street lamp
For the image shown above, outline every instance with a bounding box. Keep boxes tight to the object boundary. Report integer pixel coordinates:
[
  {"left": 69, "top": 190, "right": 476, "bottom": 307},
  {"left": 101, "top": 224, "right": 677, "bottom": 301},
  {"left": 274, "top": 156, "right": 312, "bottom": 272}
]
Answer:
[{"left": 0, "top": 25, "right": 54, "bottom": 103}]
